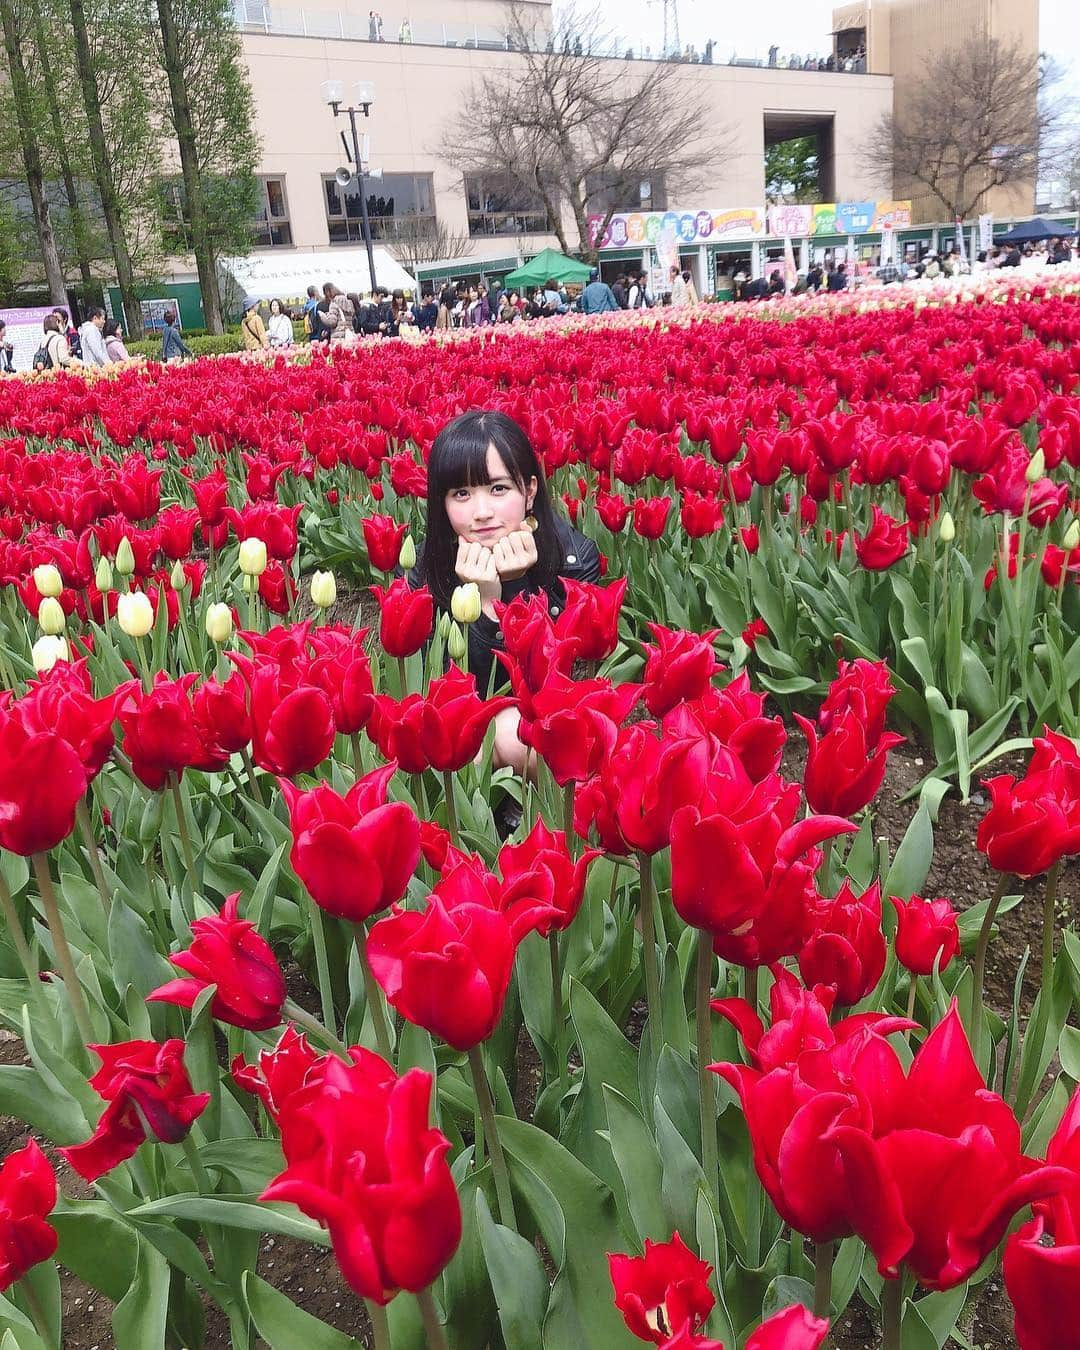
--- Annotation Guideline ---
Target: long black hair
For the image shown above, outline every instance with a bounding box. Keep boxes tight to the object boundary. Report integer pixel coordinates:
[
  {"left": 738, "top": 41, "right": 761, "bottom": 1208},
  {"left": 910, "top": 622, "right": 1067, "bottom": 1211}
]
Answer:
[{"left": 419, "top": 410, "right": 564, "bottom": 610}]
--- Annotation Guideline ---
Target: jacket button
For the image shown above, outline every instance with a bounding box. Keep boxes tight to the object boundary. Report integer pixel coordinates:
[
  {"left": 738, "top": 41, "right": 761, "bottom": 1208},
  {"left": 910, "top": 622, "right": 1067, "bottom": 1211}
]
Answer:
[
  {"left": 566, "top": 554, "right": 576, "bottom": 563},
  {"left": 551, "top": 606, "right": 560, "bottom": 615}
]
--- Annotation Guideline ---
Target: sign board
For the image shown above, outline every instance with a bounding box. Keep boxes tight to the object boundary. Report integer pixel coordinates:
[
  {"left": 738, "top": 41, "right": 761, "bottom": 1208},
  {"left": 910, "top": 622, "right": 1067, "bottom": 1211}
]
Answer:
[
  {"left": 0, "top": 306, "right": 56, "bottom": 373},
  {"left": 588, "top": 206, "right": 765, "bottom": 251},
  {"left": 140, "top": 298, "right": 183, "bottom": 331},
  {"left": 766, "top": 200, "right": 912, "bottom": 237},
  {"left": 978, "top": 214, "right": 994, "bottom": 251}
]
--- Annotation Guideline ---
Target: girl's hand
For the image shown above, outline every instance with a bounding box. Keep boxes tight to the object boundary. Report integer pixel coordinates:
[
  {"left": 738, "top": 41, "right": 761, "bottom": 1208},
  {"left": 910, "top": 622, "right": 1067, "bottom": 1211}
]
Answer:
[
  {"left": 456, "top": 538, "right": 501, "bottom": 607},
  {"left": 491, "top": 529, "right": 538, "bottom": 581}
]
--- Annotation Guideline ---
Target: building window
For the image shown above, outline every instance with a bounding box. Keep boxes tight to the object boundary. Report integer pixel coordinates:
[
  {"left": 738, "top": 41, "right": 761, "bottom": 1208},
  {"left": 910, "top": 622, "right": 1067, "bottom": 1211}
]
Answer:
[
  {"left": 252, "top": 176, "right": 292, "bottom": 247},
  {"left": 585, "top": 171, "right": 667, "bottom": 215},
  {"left": 323, "top": 173, "right": 435, "bottom": 243},
  {"left": 464, "top": 174, "right": 550, "bottom": 236}
]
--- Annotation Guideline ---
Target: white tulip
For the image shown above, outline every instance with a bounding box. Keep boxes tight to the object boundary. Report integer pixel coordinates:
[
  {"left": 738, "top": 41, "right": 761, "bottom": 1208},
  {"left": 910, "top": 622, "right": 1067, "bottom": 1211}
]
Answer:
[{"left": 116, "top": 590, "right": 154, "bottom": 638}]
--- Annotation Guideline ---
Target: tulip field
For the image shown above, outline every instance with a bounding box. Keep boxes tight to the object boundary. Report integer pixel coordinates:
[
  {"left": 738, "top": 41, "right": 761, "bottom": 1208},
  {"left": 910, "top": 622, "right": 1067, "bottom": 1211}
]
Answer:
[{"left": 1, "top": 269, "right": 1080, "bottom": 1350}]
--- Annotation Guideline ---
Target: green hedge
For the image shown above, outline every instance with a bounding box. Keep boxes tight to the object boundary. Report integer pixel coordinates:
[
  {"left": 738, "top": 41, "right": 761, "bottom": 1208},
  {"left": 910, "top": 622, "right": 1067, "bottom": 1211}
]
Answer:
[{"left": 126, "top": 332, "right": 245, "bottom": 360}]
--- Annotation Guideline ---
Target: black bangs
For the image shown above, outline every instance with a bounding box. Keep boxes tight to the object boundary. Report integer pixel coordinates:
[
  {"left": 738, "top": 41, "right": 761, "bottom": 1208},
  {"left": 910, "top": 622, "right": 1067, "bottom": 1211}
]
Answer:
[{"left": 427, "top": 411, "right": 529, "bottom": 495}]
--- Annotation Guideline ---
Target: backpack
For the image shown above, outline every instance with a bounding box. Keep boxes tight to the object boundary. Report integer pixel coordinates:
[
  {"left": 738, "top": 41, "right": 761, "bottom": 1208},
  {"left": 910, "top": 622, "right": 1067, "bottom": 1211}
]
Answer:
[{"left": 33, "top": 334, "right": 59, "bottom": 371}]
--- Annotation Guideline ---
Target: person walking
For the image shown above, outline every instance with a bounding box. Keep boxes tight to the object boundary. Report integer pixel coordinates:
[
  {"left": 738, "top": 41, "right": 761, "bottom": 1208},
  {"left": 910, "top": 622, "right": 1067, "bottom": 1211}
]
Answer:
[
  {"left": 302, "top": 284, "right": 320, "bottom": 341},
  {"left": 580, "top": 268, "right": 620, "bottom": 314},
  {"left": 78, "top": 306, "right": 111, "bottom": 366},
  {"left": 611, "top": 273, "right": 629, "bottom": 308},
  {"left": 104, "top": 319, "right": 133, "bottom": 362},
  {"left": 320, "top": 283, "right": 356, "bottom": 344},
  {"left": 669, "top": 265, "right": 689, "bottom": 307},
  {"left": 240, "top": 298, "right": 270, "bottom": 351},
  {"left": 266, "top": 298, "right": 293, "bottom": 346},
  {"left": 38, "top": 312, "right": 80, "bottom": 369},
  {"left": 160, "top": 309, "right": 192, "bottom": 361}
]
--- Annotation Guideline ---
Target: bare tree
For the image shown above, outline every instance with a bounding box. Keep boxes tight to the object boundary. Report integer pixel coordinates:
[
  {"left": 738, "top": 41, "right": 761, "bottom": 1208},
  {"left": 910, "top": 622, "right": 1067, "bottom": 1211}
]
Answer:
[
  {"left": 440, "top": 3, "right": 730, "bottom": 261},
  {"left": 864, "top": 35, "right": 1071, "bottom": 222},
  {"left": 387, "top": 214, "right": 474, "bottom": 278}
]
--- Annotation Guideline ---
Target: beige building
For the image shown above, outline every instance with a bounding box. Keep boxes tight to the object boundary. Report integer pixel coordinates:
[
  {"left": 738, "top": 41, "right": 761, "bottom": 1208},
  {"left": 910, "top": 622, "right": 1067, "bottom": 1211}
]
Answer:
[
  {"left": 831, "top": 0, "right": 1039, "bottom": 222},
  {"left": 222, "top": 0, "right": 893, "bottom": 289}
]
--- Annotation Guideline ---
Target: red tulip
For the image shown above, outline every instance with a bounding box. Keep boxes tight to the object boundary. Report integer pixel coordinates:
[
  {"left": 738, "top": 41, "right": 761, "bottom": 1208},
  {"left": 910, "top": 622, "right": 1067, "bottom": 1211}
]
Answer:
[
  {"left": 890, "top": 895, "right": 960, "bottom": 976},
  {"left": 0, "top": 705, "right": 89, "bottom": 855},
  {"left": 977, "top": 728, "right": 1080, "bottom": 876},
  {"left": 798, "top": 880, "right": 887, "bottom": 1006},
  {"left": 118, "top": 672, "right": 229, "bottom": 789},
  {"left": 232, "top": 1026, "right": 331, "bottom": 1124},
  {"left": 60, "top": 1040, "right": 210, "bottom": 1182},
  {"left": 854, "top": 506, "right": 909, "bottom": 570},
  {"left": 191, "top": 672, "right": 252, "bottom": 755},
  {"left": 555, "top": 577, "right": 626, "bottom": 662},
  {"left": 496, "top": 591, "right": 578, "bottom": 692},
  {"left": 262, "top": 1051, "right": 461, "bottom": 1305},
  {"left": 362, "top": 513, "right": 408, "bottom": 572},
  {"left": 640, "top": 624, "right": 721, "bottom": 717},
  {"left": 744, "top": 1306, "right": 830, "bottom": 1350},
  {"left": 515, "top": 672, "right": 641, "bottom": 787},
  {"left": 371, "top": 578, "right": 433, "bottom": 659},
  {"left": 366, "top": 663, "right": 513, "bottom": 775},
  {"left": 632, "top": 496, "right": 672, "bottom": 540},
  {"left": 279, "top": 764, "right": 420, "bottom": 923},
  {"left": 594, "top": 726, "right": 720, "bottom": 857},
  {"left": 818, "top": 659, "right": 896, "bottom": 746},
  {"left": 662, "top": 676, "right": 785, "bottom": 784},
  {"left": 608, "top": 1232, "right": 714, "bottom": 1344},
  {"left": 596, "top": 491, "right": 631, "bottom": 533},
  {"left": 367, "top": 860, "right": 554, "bottom": 1050},
  {"left": 0, "top": 1140, "right": 58, "bottom": 1293},
  {"left": 497, "top": 818, "right": 600, "bottom": 936},
  {"left": 18, "top": 658, "right": 131, "bottom": 779},
  {"left": 307, "top": 625, "right": 376, "bottom": 735},
  {"left": 232, "top": 653, "right": 336, "bottom": 778},
  {"left": 795, "top": 711, "right": 904, "bottom": 817},
  {"left": 147, "top": 893, "right": 285, "bottom": 1031}
]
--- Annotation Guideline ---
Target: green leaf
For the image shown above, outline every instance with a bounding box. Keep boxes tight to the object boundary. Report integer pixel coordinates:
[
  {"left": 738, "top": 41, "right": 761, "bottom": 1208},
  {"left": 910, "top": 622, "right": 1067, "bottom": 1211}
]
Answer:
[
  {"left": 108, "top": 897, "right": 173, "bottom": 1004},
  {"left": 602, "top": 1086, "right": 668, "bottom": 1241},
  {"left": 494, "top": 1117, "right": 636, "bottom": 1349},
  {"left": 762, "top": 1274, "right": 815, "bottom": 1321},
  {"left": 900, "top": 1298, "right": 939, "bottom": 1350},
  {"left": 562, "top": 979, "right": 640, "bottom": 1191},
  {"left": 0, "top": 1065, "right": 87, "bottom": 1144},
  {"left": 127, "top": 1195, "right": 329, "bottom": 1245},
  {"left": 252, "top": 841, "right": 288, "bottom": 938},
  {"left": 475, "top": 1190, "right": 549, "bottom": 1350},
  {"left": 113, "top": 1238, "right": 169, "bottom": 1350},
  {"left": 195, "top": 1138, "right": 284, "bottom": 1192},
  {"left": 914, "top": 1282, "right": 968, "bottom": 1348},
  {"left": 52, "top": 1198, "right": 137, "bottom": 1302},
  {"left": 1060, "top": 1024, "right": 1080, "bottom": 1080},
  {"left": 243, "top": 1272, "right": 364, "bottom": 1350},
  {"left": 883, "top": 807, "right": 933, "bottom": 901}
]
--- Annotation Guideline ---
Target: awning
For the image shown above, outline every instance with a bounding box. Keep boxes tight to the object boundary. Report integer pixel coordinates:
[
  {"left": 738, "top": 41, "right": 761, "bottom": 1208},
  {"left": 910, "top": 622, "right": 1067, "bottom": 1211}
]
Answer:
[{"left": 218, "top": 248, "right": 418, "bottom": 303}]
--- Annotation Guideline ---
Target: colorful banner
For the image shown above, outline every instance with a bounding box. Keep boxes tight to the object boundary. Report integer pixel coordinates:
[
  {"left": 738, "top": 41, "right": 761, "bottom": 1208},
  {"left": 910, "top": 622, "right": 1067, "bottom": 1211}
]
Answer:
[
  {"left": 588, "top": 206, "right": 765, "bottom": 251},
  {"left": 767, "top": 200, "right": 912, "bottom": 238}
]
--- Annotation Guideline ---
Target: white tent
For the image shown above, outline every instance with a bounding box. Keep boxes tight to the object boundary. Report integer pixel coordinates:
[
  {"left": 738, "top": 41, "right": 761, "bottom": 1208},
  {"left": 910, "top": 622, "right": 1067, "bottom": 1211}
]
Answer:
[{"left": 218, "top": 248, "right": 419, "bottom": 308}]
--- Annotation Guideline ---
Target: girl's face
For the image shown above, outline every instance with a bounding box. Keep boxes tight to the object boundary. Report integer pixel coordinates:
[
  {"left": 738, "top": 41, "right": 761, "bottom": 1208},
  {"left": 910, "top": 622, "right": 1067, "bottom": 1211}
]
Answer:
[{"left": 444, "top": 445, "right": 536, "bottom": 545}]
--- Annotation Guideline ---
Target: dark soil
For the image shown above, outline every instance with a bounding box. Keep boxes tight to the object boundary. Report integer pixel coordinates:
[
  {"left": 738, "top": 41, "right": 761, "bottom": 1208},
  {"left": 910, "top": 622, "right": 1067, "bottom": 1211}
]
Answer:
[{"left": 3, "top": 730, "right": 1059, "bottom": 1348}]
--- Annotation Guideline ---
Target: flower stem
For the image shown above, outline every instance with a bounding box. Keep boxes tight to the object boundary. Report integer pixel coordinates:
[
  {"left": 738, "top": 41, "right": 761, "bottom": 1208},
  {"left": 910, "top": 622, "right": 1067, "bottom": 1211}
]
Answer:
[
  {"left": 240, "top": 747, "right": 265, "bottom": 807},
  {"left": 880, "top": 1275, "right": 903, "bottom": 1350},
  {"left": 549, "top": 929, "right": 568, "bottom": 1101},
  {"left": 695, "top": 930, "right": 718, "bottom": 1210},
  {"left": 396, "top": 655, "right": 408, "bottom": 698},
  {"left": 814, "top": 1240, "right": 833, "bottom": 1319},
  {"left": 467, "top": 1045, "right": 516, "bottom": 1230},
  {"left": 349, "top": 732, "right": 364, "bottom": 780},
  {"left": 181, "top": 1130, "right": 213, "bottom": 1193},
  {"left": 283, "top": 998, "right": 350, "bottom": 1060},
  {"left": 415, "top": 1286, "right": 449, "bottom": 1350},
  {"left": 562, "top": 781, "right": 575, "bottom": 853},
  {"left": 1014, "top": 860, "right": 1062, "bottom": 1115},
  {"left": 31, "top": 852, "right": 94, "bottom": 1046},
  {"left": 970, "top": 873, "right": 1010, "bottom": 1067},
  {"left": 356, "top": 928, "right": 394, "bottom": 1064},
  {"left": 76, "top": 798, "right": 111, "bottom": 913},
  {"left": 637, "top": 852, "right": 661, "bottom": 1027},
  {"left": 306, "top": 894, "right": 336, "bottom": 1037},
  {"left": 905, "top": 974, "right": 918, "bottom": 1029},
  {"left": 0, "top": 869, "right": 40, "bottom": 988},
  {"left": 366, "top": 1299, "right": 390, "bottom": 1350},
  {"left": 169, "top": 773, "right": 196, "bottom": 875},
  {"left": 442, "top": 770, "right": 460, "bottom": 848}
]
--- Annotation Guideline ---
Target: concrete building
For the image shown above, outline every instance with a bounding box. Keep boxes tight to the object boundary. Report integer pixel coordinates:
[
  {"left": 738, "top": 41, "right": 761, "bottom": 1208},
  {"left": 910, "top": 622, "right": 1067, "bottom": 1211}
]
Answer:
[
  {"left": 831, "top": 0, "right": 1039, "bottom": 222},
  {"left": 164, "top": 0, "right": 891, "bottom": 310}
]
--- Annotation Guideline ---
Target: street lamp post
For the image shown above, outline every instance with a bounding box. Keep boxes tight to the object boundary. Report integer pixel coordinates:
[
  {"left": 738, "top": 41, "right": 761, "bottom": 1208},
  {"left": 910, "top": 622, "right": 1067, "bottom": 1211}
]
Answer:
[{"left": 322, "top": 80, "right": 378, "bottom": 293}]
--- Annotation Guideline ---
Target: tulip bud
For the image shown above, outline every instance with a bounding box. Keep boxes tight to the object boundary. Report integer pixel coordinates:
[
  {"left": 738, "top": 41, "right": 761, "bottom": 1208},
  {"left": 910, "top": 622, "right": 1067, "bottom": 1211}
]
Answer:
[
  {"left": 450, "top": 582, "right": 482, "bottom": 625},
  {"left": 32, "top": 564, "right": 62, "bottom": 598},
  {"left": 399, "top": 534, "right": 417, "bottom": 570},
  {"left": 241, "top": 573, "right": 258, "bottom": 593},
  {"left": 447, "top": 621, "right": 467, "bottom": 661},
  {"left": 170, "top": 560, "right": 188, "bottom": 591},
  {"left": 238, "top": 537, "right": 268, "bottom": 577},
  {"left": 205, "top": 602, "right": 233, "bottom": 643},
  {"left": 938, "top": 511, "right": 956, "bottom": 544},
  {"left": 116, "top": 590, "right": 154, "bottom": 638},
  {"left": 31, "top": 634, "right": 69, "bottom": 673},
  {"left": 95, "top": 555, "right": 113, "bottom": 592},
  {"left": 1025, "top": 449, "right": 1045, "bottom": 484},
  {"left": 37, "top": 596, "right": 66, "bottom": 635},
  {"left": 115, "top": 537, "right": 136, "bottom": 576},
  {"left": 310, "top": 570, "right": 337, "bottom": 609},
  {"left": 436, "top": 611, "right": 452, "bottom": 639},
  {"left": 1064, "top": 520, "right": 1080, "bottom": 550}
]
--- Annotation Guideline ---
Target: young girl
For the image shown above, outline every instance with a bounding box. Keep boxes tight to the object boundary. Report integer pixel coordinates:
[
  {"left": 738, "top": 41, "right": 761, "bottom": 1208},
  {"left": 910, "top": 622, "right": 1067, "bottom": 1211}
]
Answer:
[{"left": 411, "top": 409, "right": 601, "bottom": 773}]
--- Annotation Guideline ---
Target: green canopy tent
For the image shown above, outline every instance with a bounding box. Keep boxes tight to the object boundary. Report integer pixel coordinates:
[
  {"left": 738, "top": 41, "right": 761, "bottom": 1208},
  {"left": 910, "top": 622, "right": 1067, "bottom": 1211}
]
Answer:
[{"left": 503, "top": 248, "right": 592, "bottom": 289}]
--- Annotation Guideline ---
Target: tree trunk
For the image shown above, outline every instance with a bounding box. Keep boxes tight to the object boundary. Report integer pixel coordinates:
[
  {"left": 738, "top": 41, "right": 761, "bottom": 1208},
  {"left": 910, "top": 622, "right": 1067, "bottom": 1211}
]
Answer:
[
  {"left": 66, "top": 0, "right": 143, "bottom": 337},
  {"left": 0, "top": 0, "right": 68, "bottom": 302},
  {"left": 31, "top": 2, "right": 94, "bottom": 293},
  {"left": 155, "top": 0, "right": 223, "bottom": 333}
]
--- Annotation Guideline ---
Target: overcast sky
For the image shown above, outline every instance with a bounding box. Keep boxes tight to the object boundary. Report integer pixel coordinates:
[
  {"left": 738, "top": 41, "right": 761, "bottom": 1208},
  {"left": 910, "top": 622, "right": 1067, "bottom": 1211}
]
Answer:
[{"left": 593, "top": 0, "right": 1079, "bottom": 71}]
